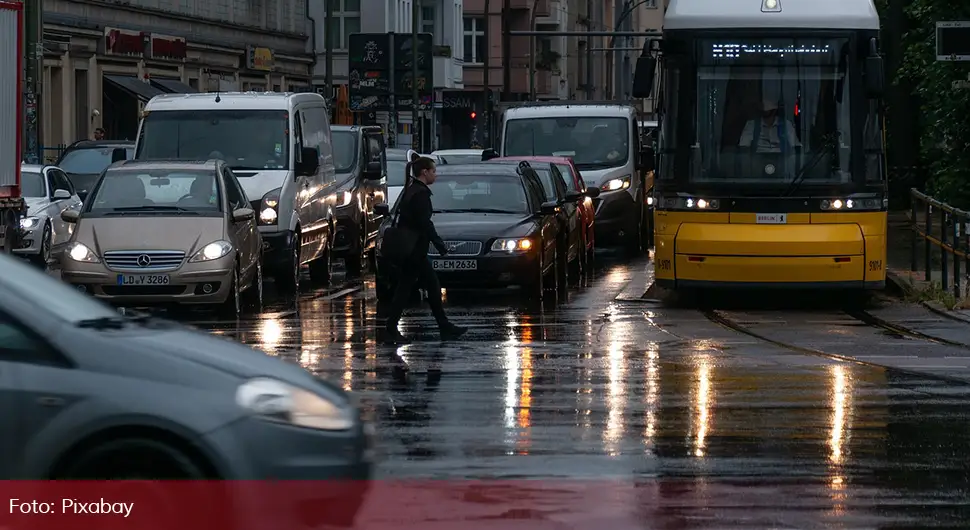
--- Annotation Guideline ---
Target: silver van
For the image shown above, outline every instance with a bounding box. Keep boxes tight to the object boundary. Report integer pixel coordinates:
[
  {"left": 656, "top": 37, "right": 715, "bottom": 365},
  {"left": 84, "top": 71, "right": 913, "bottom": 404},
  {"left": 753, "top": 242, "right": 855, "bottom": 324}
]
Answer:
[{"left": 134, "top": 92, "right": 337, "bottom": 292}]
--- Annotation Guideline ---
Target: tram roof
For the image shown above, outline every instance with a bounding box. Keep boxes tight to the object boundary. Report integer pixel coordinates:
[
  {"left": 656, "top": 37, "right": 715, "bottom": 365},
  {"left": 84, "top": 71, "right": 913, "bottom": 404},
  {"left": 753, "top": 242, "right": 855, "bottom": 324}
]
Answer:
[{"left": 664, "top": 0, "right": 880, "bottom": 31}]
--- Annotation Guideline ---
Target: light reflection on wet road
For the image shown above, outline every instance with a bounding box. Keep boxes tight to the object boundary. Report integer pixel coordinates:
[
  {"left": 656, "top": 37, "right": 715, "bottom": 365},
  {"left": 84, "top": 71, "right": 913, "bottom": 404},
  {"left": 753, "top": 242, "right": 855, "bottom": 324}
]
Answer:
[{"left": 179, "top": 256, "right": 970, "bottom": 527}]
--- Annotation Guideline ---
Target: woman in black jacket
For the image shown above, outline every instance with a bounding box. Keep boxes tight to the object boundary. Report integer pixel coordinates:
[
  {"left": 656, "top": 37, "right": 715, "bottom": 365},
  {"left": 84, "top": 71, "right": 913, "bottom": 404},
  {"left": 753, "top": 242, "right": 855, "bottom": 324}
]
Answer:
[{"left": 382, "top": 153, "right": 467, "bottom": 344}]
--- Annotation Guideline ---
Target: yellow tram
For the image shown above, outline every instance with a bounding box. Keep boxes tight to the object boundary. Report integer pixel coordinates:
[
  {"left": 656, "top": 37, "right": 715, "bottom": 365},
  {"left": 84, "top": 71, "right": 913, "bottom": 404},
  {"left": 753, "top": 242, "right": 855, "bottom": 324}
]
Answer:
[{"left": 641, "top": 0, "right": 887, "bottom": 290}]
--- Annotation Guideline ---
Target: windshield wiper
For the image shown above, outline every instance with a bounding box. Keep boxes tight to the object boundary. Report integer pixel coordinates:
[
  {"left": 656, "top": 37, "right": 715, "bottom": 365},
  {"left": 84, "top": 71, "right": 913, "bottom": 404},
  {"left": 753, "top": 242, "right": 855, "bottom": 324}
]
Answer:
[
  {"left": 110, "top": 206, "right": 198, "bottom": 213},
  {"left": 76, "top": 312, "right": 151, "bottom": 330},
  {"left": 435, "top": 208, "right": 519, "bottom": 214},
  {"left": 783, "top": 133, "right": 839, "bottom": 197}
]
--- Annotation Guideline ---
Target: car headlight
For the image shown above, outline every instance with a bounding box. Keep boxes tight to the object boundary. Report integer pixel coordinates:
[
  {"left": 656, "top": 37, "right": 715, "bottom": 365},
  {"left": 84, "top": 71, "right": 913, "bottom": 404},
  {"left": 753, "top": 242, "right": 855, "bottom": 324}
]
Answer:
[
  {"left": 20, "top": 217, "right": 39, "bottom": 230},
  {"left": 336, "top": 191, "right": 353, "bottom": 207},
  {"left": 820, "top": 197, "right": 883, "bottom": 211},
  {"left": 236, "top": 377, "right": 354, "bottom": 431},
  {"left": 603, "top": 175, "right": 631, "bottom": 191},
  {"left": 190, "top": 240, "right": 232, "bottom": 262},
  {"left": 661, "top": 196, "right": 720, "bottom": 210},
  {"left": 66, "top": 242, "right": 99, "bottom": 263},
  {"left": 260, "top": 187, "right": 281, "bottom": 225},
  {"left": 491, "top": 238, "right": 533, "bottom": 252}
]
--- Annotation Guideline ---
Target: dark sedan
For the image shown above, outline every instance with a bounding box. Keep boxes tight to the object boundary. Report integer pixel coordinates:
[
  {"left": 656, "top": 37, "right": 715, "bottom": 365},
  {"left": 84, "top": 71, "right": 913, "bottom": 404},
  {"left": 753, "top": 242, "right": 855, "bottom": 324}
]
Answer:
[
  {"left": 55, "top": 140, "right": 134, "bottom": 201},
  {"left": 373, "top": 162, "right": 569, "bottom": 302}
]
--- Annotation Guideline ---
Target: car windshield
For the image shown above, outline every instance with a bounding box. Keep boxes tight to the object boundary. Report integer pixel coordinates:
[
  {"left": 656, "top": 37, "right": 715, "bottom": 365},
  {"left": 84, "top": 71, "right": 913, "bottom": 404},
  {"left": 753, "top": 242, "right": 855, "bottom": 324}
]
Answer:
[
  {"left": 387, "top": 159, "right": 408, "bottom": 186},
  {"left": 0, "top": 253, "right": 120, "bottom": 323},
  {"left": 87, "top": 169, "right": 222, "bottom": 213},
  {"left": 431, "top": 174, "right": 529, "bottom": 213},
  {"left": 503, "top": 117, "right": 630, "bottom": 170},
  {"left": 331, "top": 131, "right": 358, "bottom": 173},
  {"left": 137, "top": 110, "right": 289, "bottom": 171},
  {"left": 692, "top": 37, "right": 852, "bottom": 185},
  {"left": 21, "top": 171, "right": 46, "bottom": 197},
  {"left": 436, "top": 154, "right": 481, "bottom": 165},
  {"left": 58, "top": 147, "right": 134, "bottom": 174}
]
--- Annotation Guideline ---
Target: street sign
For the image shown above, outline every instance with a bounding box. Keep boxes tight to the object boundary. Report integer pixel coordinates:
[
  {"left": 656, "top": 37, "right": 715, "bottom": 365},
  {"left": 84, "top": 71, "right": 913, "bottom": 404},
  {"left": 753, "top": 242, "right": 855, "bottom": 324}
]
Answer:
[
  {"left": 936, "top": 21, "right": 970, "bottom": 61},
  {"left": 348, "top": 32, "right": 433, "bottom": 111}
]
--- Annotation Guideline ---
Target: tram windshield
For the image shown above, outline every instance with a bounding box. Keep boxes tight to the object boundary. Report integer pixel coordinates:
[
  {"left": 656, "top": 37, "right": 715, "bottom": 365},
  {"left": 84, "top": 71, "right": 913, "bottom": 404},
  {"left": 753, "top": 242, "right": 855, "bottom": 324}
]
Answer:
[{"left": 690, "top": 37, "right": 854, "bottom": 185}]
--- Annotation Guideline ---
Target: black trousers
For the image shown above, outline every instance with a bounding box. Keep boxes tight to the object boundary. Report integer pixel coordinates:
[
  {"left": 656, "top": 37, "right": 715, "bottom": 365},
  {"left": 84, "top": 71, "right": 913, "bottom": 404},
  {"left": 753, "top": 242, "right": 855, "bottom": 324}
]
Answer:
[{"left": 384, "top": 256, "right": 448, "bottom": 330}]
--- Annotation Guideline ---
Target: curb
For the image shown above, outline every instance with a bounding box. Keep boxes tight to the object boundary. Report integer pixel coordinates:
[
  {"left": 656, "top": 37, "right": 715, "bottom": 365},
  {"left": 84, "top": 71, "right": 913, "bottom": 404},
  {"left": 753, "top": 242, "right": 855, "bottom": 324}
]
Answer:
[{"left": 887, "top": 269, "right": 970, "bottom": 324}]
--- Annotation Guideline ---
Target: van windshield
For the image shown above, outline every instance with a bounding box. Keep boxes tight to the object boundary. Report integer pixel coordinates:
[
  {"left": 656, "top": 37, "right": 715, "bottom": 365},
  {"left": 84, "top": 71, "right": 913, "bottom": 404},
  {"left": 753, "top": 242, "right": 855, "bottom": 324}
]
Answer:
[
  {"left": 503, "top": 117, "right": 630, "bottom": 171},
  {"left": 137, "top": 110, "right": 290, "bottom": 171}
]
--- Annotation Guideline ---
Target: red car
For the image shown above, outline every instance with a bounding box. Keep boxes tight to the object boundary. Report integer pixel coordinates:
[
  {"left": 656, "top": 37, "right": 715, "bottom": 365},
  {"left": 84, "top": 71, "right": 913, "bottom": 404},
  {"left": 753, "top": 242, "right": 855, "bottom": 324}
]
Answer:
[{"left": 495, "top": 156, "right": 597, "bottom": 259}]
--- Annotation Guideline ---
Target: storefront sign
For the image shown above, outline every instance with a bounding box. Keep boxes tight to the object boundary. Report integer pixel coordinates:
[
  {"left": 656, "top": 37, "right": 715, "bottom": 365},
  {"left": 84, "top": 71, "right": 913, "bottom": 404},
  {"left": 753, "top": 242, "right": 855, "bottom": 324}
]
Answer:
[
  {"left": 149, "top": 34, "right": 186, "bottom": 61},
  {"left": 248, "top": 47, "right": 274, "bottom": 71},
  {"left": 104, "top": 27, "right": 148, "bottom": 57}
]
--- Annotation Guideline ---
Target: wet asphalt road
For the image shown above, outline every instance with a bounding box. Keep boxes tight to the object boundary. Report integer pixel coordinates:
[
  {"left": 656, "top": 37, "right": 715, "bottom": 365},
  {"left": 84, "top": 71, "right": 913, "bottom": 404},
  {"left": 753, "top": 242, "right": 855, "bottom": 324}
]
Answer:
[{"left": 127, "top": 254, "right": 970, "bottom": 528}]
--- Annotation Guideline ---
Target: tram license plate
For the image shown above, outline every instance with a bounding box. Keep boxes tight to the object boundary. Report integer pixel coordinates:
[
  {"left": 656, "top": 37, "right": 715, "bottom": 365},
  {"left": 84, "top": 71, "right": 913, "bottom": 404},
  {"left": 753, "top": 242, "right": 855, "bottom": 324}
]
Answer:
[
  {"left": 117, "top": 274, "right": 171, "bottom": 286},
  {"left": 432, "top": 259, "right": 477, "bottom": 271},
  {"left": 756, "top": 213, "right": 787, "bottom": 224}
]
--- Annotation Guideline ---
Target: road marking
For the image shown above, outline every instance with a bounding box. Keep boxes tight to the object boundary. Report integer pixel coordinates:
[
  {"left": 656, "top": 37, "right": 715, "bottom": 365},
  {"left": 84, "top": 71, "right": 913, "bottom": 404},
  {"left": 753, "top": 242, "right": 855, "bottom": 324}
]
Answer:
[{"left": 322, "top": 286, "right": 360, "bottom": 300}]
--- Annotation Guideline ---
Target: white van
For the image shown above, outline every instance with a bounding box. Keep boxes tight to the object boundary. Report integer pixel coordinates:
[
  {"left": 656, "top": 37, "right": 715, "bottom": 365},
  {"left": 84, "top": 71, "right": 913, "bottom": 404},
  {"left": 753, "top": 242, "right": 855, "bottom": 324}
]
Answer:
[
  {"left": 500, "top": 102, "right": 651, "bottom": 253},
  {"left": 134, "top": 92, "right": 336, "bottom": 293}
]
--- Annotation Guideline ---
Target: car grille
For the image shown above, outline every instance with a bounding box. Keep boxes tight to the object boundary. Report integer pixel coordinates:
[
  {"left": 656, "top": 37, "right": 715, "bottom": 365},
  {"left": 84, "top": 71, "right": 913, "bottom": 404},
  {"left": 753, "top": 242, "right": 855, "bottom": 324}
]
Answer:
[
  {"left": 428, "top": 241, "right": 482, "bottom": 256},
  {"left": 103, "top": 250, "right": 186, "bottom": 271}
]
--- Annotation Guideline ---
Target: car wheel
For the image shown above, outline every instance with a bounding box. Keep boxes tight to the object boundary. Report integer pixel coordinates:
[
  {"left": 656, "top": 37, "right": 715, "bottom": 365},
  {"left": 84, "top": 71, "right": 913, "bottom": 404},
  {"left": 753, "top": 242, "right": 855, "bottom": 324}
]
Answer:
[
  {"left": 54, "top": 438, "right": 208, "bottom": 480},
  {"left": 31, "top": 222, "right": 52, "bottom": 268},
  {"left": 242, "top": 260, "right": 263, "bottom": 313},
  {"left": 218, "top": 266, "right": 241, "bottom": 318},
  {"left": 274, "top": 231, "right": 301, "bottom": 294},
  {"left": 308, "top": 235, "right": 333, "bottom": 284}
]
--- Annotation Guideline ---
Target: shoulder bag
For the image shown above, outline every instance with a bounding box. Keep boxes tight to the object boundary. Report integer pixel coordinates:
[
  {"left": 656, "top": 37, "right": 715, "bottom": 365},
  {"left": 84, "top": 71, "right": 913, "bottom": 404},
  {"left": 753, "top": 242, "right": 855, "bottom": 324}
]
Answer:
[{"left": 379, "top": 188, "right": 420, "bottom": 263}]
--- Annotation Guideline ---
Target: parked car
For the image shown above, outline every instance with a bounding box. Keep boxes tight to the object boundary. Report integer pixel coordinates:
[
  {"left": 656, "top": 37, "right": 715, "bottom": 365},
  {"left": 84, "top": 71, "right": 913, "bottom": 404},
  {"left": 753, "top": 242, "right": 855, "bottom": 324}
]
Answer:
[
  {"left": 374, "top": 161, "right": 585, "bottom": 303},
  {"left": 59, "top": 160, "right": 263, "bottom": 317},
  {"left": 0, "top": 251, "right": 372, "bottom": 525},
  {"left": 431, "top": 149, "right": 484, "bottom": 165},
  {"left": 385, "top": 149, "right": 438, "bottom": 207},
  {"left": 55, "top": 140, "right": 134, "bottom": 201},
  {"left": 494, "top": 156, "right": 600, "bottom": 273},
  {"left": 329, "top": 125, "right": 388, "bottom": 276},
  {"left": 14, "top": 163, "right": 83, "bottom": 267}
]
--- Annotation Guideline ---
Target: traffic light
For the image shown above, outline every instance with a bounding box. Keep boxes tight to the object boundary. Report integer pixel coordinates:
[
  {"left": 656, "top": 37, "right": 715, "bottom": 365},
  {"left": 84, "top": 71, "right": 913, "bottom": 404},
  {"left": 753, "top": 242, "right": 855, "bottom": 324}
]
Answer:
[{"left": 470, "top": 111, "right": 477, "bottom": 119}]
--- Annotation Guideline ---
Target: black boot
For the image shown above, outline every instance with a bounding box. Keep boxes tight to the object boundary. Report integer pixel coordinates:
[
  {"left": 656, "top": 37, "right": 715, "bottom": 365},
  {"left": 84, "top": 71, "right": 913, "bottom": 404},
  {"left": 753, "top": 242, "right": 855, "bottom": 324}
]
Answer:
[
  {"left": 382, "top": 321, "right": 410, "bottom": 344},
  {"left": 439, "top": 322, "right": 468, "bottom": 340}
]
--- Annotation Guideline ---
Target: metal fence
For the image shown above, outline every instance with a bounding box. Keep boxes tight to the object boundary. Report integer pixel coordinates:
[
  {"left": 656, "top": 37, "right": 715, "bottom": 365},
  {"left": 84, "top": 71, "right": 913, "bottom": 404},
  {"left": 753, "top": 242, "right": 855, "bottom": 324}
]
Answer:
[
  {"left": 41, "top": 144, "right": 66, "bottom": 164},
  {"left": 909, "top": 188, "right": 969, "bottom": 297}
]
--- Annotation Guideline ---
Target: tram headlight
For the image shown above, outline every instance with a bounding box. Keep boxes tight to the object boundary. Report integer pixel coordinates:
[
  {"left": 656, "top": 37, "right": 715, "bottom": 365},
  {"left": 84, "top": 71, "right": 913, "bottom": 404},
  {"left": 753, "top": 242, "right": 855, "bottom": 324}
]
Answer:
[
  {"left": 662, "top": 197, "right": 720, "bottom": 210},
  {"left": 820, "top": 198, "right": 882, "bottom": 211}
]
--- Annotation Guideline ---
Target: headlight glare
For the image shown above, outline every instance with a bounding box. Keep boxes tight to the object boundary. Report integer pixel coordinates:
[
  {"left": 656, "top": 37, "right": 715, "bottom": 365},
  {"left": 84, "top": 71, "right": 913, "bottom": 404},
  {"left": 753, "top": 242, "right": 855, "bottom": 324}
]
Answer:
[
  {"left": 820, "top": 197, "right": 882, "bottom": 211},
  {"left": 603, "top": 175, "right": 631, "bottom": 191},
  {"left": 260, "top": 208, "right": 277, "bottom": 223},
  {"left": 66, "top": 242, "right": 99, "bottom": 263},
  {"left": 663, "top": 197, "right": 719, "bottom": 210},
  {"left": 260, "top": 187, "right": 281, "bottom": 225},
  {"left": 20, "top": 217, "right": 39, "bottom": 229},
  {"left": 191, "top": 240, "right": 232, "bottom": 262},
  {"left": 235, "top": 377, "right": 353, "bottom": 431},
  {"left": 491, "top": 238, "right": 532, "bottom": 252}
]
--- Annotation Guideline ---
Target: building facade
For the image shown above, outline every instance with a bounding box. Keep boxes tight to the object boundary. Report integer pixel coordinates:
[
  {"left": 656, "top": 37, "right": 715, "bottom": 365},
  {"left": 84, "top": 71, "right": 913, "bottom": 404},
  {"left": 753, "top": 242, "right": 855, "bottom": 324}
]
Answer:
[{"left": 40, "top": 0, "right": 315, "bottom": 154}]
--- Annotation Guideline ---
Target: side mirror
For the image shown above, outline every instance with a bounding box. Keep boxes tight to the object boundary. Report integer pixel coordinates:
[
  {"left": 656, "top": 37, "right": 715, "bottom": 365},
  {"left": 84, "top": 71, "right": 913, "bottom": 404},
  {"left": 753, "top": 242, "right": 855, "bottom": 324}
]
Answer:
[
  {"left": 61, "top": 209, "right": 79, "bottom": 223},
  {"left": 638, "top": 146, "right": 655, "bottom": 172},
  {"left": 296, "top": 147, "right": 319, "bottom": 176},
  {"left": 363, "top": 161, "right": 382, "bottom": 179},
  {"left": 564, "top": 191, "right": 583, "bottom": 202},
  {"left": 232, "top": 207, "right": 255, "bottom": 222},
  {"left": 111, "top": 148, "right": 127, "bottom": 163},
  {"left": 374, "top": 203, "right": 390, "bottom": 216},
  {"left": 632, "top": 56, "right": 657, "bottom": 99},
  {"left": 539, "top": 201, "right": 559, "bottom": 215},
  {"left": 481, "top": 148, "right": 499, "bottom": 161},
  {"left": 584, "top": 186, "right": 601, "bottom": 198},
  {"left": 865, "top": 55, "right": 885, "bottom": 98},
  {"left": 53, "top": 189, "right": 71, "bottom": 200}
]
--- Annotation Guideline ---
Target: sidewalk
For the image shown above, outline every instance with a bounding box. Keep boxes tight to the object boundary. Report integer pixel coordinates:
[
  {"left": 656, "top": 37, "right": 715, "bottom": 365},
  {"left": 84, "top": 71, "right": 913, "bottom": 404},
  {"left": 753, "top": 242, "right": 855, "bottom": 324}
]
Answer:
[{"left": 885, "top": 210, "right": 970, "bottom": 323}]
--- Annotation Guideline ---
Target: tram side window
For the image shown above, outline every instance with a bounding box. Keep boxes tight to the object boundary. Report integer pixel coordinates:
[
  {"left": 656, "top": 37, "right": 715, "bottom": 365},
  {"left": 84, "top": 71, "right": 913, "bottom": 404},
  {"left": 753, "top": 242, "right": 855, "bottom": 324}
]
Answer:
[
  {"left": 659, "top": 64, "right": 679, "bottom": 180},
  {"left": 864, "top": 101, "right": 884, "bottom": 182}
]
